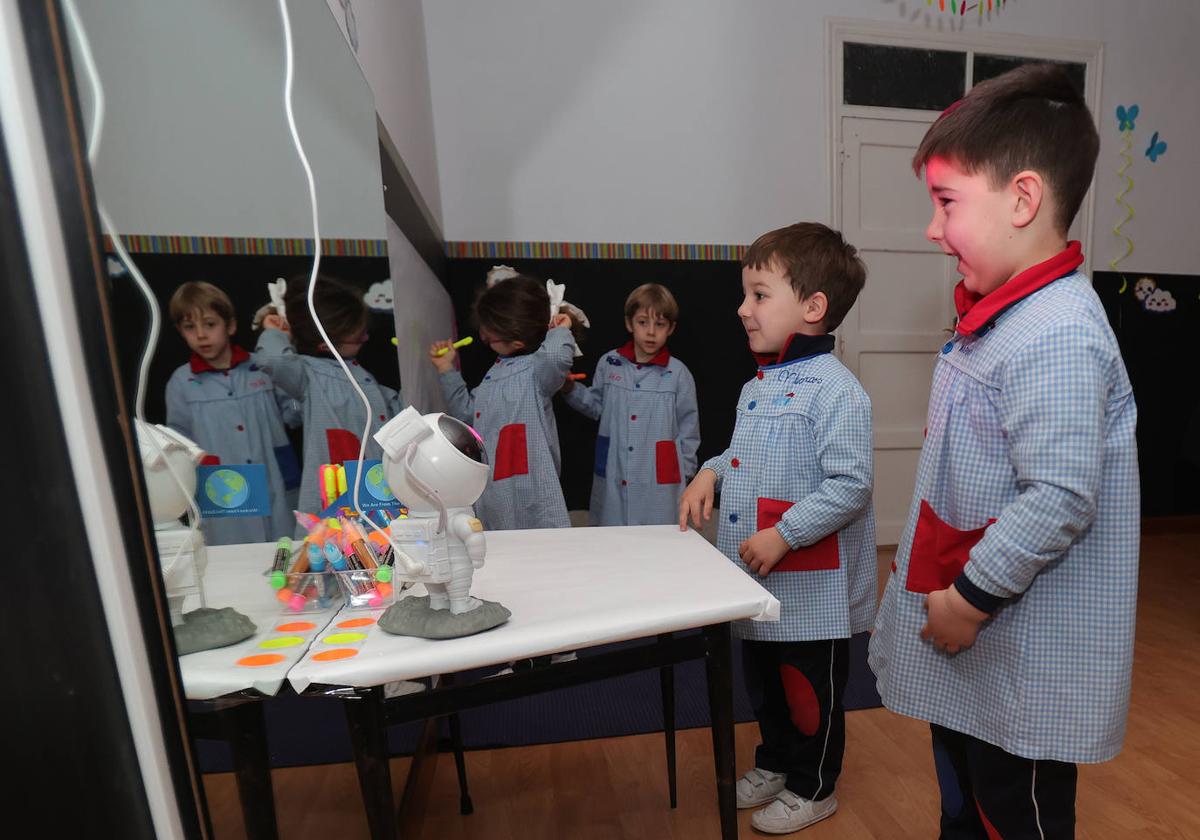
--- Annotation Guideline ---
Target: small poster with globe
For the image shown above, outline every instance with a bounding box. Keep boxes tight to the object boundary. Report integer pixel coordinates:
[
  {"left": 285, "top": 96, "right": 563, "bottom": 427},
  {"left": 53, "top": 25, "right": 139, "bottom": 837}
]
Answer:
[
  {"left": 318, "top": 460, "right": 404, "bottom": 519},
  {"left": 196, "top": 464, "right": 270, "bottom": 518}
]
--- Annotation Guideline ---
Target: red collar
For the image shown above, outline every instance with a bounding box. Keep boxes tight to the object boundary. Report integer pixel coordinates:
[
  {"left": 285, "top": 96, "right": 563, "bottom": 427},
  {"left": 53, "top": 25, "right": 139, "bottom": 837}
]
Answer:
[
  {"left": 617, "top": 341, "right": 670, "bottom": 367},
  {"left": 954, "top": 241, "right": 1084, "bottom": 337},
  {"left": 190, "top": 344, "right": 250, "bottom": 374}
]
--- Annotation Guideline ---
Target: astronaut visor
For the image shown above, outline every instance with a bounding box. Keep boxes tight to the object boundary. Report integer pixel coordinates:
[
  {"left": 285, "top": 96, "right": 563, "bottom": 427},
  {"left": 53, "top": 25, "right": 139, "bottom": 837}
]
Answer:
[{"left": 437, "top": 415, "right": 487, "bottom": 465}]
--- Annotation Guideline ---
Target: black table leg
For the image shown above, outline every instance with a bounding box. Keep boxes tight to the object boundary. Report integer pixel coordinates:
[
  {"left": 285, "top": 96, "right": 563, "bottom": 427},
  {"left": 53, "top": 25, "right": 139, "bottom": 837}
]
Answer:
[
  {"left": 344, "top": 688, "right": 397, "bottom": 840},
  {"left": 447, "top": 712, "right": 474, "bottom": 815},
  {"left": 658, "top": 633, "right": 678, "bottom": 809},
  {"left": 704, "top": 623, "right": 738, "bottom": 840},
  {"left": 218, "top": 700, "right": 278, "bottom": 840}
]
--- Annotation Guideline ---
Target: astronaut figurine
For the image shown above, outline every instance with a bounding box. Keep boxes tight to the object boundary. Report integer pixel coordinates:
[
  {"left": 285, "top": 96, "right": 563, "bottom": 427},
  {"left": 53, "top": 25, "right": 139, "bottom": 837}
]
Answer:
[{"left": 374, "top": 408, "right": 509, "bottom": 637}]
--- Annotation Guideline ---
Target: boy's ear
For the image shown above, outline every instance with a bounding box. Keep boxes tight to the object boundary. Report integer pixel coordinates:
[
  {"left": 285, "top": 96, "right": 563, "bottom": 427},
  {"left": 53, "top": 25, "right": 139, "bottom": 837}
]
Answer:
[
  {"left": 511, "top": 339, "right": 526, "bottom": 351},
  {"left": 227, "top": 318, "right": 237, "bottom": 337},
  {"left": 624, "top": 317, "right": 634, "bottom": 334},
  {"left": 802, "top": 291, "right": 828, "bottom": 325},
  {"left": 1010, "top": 169, "right": 1045, "bottom": 229},
  {"left": 666, "top": 321, "right": 677, "bottom": 337}
]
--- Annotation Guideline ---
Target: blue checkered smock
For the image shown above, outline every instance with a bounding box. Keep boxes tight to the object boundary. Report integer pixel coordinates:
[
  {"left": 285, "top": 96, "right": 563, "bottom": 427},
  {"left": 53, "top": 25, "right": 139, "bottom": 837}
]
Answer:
[
  {"left": 439, "top": 326, "right": 574, "bottom": 531},
  {"left": 563, "top": 347, "right": 700, "bottom": 526},
  {"left": 703, "top": 350, "right": 876, "bottom": 642},
  {"left": 254, "top": 329, "right": 405, "bottom": 530},
  {"left": 869, "top": 272, "right": 1139, "bottom": 763}
]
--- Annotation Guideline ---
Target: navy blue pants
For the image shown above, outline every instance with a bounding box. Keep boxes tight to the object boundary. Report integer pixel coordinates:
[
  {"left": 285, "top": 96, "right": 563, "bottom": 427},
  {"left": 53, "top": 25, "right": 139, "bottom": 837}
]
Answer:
[
  {"left": 932, "top": 723, "right": 1078, "bottom": 839},
  {"left": 741, "top": 638, "right": 849, "bottom": 801}
]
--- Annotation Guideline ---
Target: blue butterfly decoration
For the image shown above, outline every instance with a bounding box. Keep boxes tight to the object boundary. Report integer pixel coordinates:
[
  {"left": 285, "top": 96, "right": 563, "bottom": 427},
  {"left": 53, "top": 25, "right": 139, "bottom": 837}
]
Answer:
[
  {"left": 1145, "top": 131, "right": 1167, "bottom": 163},
  {"left": 1115, "top": 104, "right": 1138, "bottom": 132}
]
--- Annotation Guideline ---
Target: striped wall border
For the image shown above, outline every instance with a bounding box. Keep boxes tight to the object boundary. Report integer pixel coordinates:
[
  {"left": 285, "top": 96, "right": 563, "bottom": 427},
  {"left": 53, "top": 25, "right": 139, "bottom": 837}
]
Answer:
[
  {"left": 446, "top": 241, "right": 746, "bottom": 261},
  {"left": 102, "top": 234, "right": 388, "bottom": 258}
]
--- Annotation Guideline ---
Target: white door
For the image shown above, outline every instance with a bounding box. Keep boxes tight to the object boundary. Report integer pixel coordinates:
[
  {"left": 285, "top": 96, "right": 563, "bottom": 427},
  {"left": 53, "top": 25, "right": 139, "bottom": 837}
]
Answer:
[{"left": 836, "top": 116, "right": 955, "bottom": 545}]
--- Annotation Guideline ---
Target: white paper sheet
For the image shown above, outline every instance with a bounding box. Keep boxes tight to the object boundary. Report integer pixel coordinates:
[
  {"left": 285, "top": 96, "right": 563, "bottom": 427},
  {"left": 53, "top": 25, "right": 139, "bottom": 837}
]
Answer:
[{"left": 287, "top": 525, "right": 779, "bottom": 692}]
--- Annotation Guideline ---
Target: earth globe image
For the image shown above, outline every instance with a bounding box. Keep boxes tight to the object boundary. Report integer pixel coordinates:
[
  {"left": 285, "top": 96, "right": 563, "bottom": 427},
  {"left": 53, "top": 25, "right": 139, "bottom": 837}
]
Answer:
[
  {"left": 205, "top": 468, "right": 249, "bottom": 509},
  {"left": 365, "top": 463, "right": 395, "bottom": 502}
]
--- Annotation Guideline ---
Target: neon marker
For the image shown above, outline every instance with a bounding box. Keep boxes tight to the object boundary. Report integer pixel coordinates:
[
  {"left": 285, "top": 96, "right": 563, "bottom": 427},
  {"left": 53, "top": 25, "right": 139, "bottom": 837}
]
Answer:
[
  {"left": 434, "top": 336, "right": 473, "bottom": 356},
  {"left": 269, "top": 536, "right": 292, "bottom": 589}
]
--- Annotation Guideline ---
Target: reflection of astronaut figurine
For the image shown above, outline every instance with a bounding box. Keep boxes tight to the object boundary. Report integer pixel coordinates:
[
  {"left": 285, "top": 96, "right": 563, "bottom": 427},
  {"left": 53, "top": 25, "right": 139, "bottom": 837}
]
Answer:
[
  {"left": 374, "top": 408, "right": 491, "bottom": 615},
  {"left": 136, "top": 419, "right": 207, "bottom": 625}
]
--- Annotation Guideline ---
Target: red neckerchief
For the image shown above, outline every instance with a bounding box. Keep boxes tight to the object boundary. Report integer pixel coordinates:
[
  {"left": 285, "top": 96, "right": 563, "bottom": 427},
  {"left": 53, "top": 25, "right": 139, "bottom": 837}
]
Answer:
[
  {"left": 190, "top": 344, "right": 250, "bottom": 374},
  {"left": 751, "top": 333, "right": 835, "bottom": 368},
  {"left": 617, "top": 341, "right": 670, "bottom": 367},
  {"left": 954, "top": 241, "right": 1084, "bottom": 337}
]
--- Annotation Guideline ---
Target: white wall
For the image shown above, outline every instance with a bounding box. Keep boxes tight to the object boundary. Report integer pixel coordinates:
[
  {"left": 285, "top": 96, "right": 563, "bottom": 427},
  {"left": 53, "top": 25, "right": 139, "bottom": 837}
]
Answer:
[
  {"left": 326, "top": 0, "right": 443, "bottom": 232},
  {"left": 424, "top": 0, "right": 1200, "bottom": 274},
  {"left": 72, "top": 0, "right": 385, "bottom": 242}
]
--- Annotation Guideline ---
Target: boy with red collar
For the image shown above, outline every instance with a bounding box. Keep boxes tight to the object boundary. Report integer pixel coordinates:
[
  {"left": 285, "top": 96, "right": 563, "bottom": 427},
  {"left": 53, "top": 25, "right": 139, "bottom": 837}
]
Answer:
[
  {"left": 562, "top": 283, "right": 699, "bottom": 525},
  {"left": 869, "top": 64, "right": 1138, "bottom": 838},
  {"left": 165, "top": 281, "right": 300, "bottom": 545},
  {"left": 680, "top": 223, "right": 875, "bottom": 834}
]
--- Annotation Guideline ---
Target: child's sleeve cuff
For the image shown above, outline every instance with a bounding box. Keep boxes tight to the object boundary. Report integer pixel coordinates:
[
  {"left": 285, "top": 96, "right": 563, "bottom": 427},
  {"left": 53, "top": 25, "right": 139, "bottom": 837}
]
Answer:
[{"left": 953, "top": 572, "right": 1007, "bottom": 614}]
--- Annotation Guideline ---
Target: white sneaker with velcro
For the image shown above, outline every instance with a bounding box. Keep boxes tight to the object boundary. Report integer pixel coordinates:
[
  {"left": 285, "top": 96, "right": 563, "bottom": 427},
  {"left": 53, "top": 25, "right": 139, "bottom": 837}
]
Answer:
[{"left": 735, "top": 767, "right": 787, "bottom": 809}]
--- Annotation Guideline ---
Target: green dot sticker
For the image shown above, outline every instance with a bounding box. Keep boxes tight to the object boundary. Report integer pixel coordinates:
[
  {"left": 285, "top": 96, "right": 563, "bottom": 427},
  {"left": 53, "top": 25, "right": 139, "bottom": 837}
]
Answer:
[
  {"left": 259, "top": 636, "right": 305, "bottom": 650},
  {"left": 375, "top": 566, "right": 392, "bottom": 583},
  {"left": 322, "top": 632, "right": 368, "bottom": 644}
]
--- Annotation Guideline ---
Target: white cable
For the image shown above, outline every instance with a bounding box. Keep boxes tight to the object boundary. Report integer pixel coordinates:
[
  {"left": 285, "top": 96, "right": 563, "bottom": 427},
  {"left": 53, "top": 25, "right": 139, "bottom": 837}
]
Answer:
[
  {"left": 63, "top": 0, "right": 203, "bottom": 582},
  {"left": 274, "top": 0, "right": 413, "bottom": 564}
]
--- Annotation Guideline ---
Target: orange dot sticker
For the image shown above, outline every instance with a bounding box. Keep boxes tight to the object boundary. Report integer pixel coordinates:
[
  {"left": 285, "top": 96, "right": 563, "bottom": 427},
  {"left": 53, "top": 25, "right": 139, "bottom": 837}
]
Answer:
[
  {"left": 336, "top": 617, "right": 376, "bottom": 629},
  {"left": 313, "top": 648, "right": 359, "bottom": 662},
  {"left": 275, "top": 622, "right": 317, "bottom": 632},
  {"left": 236, "top": 653, "right": 286, "bottom": 667}
]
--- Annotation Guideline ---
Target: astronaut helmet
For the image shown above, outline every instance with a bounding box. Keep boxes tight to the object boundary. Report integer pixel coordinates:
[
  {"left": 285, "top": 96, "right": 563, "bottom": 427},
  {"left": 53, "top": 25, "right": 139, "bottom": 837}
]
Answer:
[{"left": 375, "top": 408, "right": 488, "bottom": 513}]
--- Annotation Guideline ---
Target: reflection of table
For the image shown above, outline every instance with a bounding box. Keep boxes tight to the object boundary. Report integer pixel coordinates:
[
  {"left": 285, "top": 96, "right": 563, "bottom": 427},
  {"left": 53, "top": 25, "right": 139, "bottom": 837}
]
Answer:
[
  {"left": 178, "top": 544, "right": 342, "bottom": 840},
  {"left": 289, "top": 525, "right": 780, "bottom": 840}
]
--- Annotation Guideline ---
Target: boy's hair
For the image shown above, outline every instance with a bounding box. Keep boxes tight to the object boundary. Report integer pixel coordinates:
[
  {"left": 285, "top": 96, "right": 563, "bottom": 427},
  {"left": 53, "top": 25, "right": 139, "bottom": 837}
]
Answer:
[
  {"left": 624, "top": 283, "right": 679, "bottom": 323},
  {"left": 475, "top": 274, "right": 586, "bottom": 352},
  {"left": 169, "top": 281, "right": 234, "bottom": 326},
  {"left": 284, "top": 273, "right": 368, "bottom": 356},
  {"left": 912, "top": 62, "right": 1098, "bottom": 233},
  {"left": 741, "top": 222, "right": 867, "bottom": 332}
]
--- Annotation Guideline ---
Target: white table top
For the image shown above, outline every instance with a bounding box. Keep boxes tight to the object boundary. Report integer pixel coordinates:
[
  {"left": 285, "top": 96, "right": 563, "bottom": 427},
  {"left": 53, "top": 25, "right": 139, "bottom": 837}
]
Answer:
[
  {"left": 178, "top": 544, "right": 342, "bottom": 700},
  {"left": 286, "top": 525, "right": 779, "bottom": 693}
]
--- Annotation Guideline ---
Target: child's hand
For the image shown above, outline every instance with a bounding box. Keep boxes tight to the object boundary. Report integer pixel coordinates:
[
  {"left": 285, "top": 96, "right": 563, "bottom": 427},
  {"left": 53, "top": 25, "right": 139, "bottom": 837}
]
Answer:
[
  {"left": 738, "top": 527, "right": 792, "bottom": 577},
  {"left": 920, "top": 586, "right": 989, "bottom": 654},
  {"left": 551, "top": 312, "right": 573, "bottom": 330},
  {"left": 428, "top": 340, "right": 456, "bottom": 373},
  {"left": 261, "top": 312, "right": 289, "bottom": 333},
  {"left": 559, "top": 377, "right": 576, "bottom": 394},
  {"left": 678, "top": 469, "right": 717, "bottom": 531}
]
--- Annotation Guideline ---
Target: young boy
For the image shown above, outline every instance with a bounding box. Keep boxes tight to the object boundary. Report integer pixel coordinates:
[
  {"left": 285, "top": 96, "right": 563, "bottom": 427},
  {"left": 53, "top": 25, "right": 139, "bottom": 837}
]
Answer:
[
  {"left": 680, "top": 223, "right": 875, "bottom": 834},
  {"left": 562, "top": 283, "right": 700, "bottom": 525},
  {"left": 868, "top": 64, "right": 1138, "bottom": 838},
  {"left": 164, "top": 281, "right": 301, "bottom": 545}
]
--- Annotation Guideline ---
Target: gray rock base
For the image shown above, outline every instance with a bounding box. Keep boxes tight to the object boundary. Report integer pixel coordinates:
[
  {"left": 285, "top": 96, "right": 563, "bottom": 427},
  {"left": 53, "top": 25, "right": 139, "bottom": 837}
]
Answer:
[
  {"left": 175, "top": 607, "right": 257, "bottom": 655},
  {"left": 378, "top": 595, "right": 510, "bottom": 639}
]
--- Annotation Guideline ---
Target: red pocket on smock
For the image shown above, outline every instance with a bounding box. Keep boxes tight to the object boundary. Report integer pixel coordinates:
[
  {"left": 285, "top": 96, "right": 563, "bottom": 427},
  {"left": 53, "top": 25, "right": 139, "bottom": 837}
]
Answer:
[
  {"left": 655, "top": 440, "right": 682, "bottom": 484},
  {"left": 756, "top": 497, "right": 840, "bottom": 572},
  {"left": 492, "top": 423, "right": 529, "bottom": 481},
  {"left": 325, "top": 428, "right": 362, "bottom": 465},
  {"left": 905, "top": 499, "right": 995, "bottom": 594}
]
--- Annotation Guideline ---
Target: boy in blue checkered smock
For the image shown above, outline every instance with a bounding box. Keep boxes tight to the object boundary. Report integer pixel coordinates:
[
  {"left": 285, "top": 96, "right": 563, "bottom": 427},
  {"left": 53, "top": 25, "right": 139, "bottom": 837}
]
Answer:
[
  {"left": 868, "top": 64, "right": 1138, "bottom": 839},
  {"left": 680, "top": 223, "right": 875, "bottom": 835},
  {"left": 255, "top": 275, "right": 404, "bottom": 533},
  {"left": 164, "top": 281, "right": 301, "bottom": 546},
  {"left": 430, "top": 273, "right": 580, "bottom": 531},
  {"left": 562, "top": 283, "right": 700, "bottom": 526}
]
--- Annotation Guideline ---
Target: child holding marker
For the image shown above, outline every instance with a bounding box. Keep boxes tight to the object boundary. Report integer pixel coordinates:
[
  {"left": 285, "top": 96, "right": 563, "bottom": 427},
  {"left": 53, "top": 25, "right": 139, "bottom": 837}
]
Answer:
[
  {"left": 430, "top": 272, "right": 583, "bottom": 530},
  {"left": 256, "top": 274, "right": 405, "bottom": 530},
  {"left": 562, "top": 283, "right": 700, "bottom": 525}
]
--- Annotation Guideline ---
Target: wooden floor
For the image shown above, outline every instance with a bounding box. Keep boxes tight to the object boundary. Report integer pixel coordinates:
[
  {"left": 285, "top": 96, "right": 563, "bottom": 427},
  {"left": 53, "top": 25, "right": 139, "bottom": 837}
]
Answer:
[{"left": 203, "top": 528, "right": 1200, "bottom": 839}]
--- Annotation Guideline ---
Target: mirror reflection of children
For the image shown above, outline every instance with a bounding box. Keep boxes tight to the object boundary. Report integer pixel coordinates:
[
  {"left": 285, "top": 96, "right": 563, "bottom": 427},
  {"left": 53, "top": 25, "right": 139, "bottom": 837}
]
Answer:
[
  {"left": 870, "top": 64, "right": 1139, "bottom": 839},
  {"left": 255, "top": 274, "right": 404, "bottom": 530},
  {"left": 429, "top": 273, "right": 581, "bottom": 531},
  {"left": 164, "top": 281, "right": 301, "bottom": 545},
  {"left": 680, "top": 223, "right": 875, "bottom": 834},
  {"left": 562, "top": 283, "right": 699, "bottom": 526}
]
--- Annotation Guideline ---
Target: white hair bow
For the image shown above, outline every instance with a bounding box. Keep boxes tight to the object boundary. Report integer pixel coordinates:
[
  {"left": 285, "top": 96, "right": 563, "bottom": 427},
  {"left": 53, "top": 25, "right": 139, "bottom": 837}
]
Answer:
[
  {"left": 486, "top": 265, "right": 519, "bottom": 287},
  {"left": 267, "top": 278, "right": 287, "bottom": 321},
  {"left": 546, "top": 279, "right": 589, "bottom": 357}
]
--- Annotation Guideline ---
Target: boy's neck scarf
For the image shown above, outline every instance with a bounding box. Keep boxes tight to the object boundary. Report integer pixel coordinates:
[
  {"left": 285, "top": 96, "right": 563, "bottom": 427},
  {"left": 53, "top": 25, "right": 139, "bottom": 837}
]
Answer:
[{"left": 954, "top": 241, "right": 1084, "bottom": 338}]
